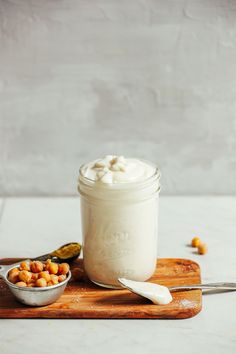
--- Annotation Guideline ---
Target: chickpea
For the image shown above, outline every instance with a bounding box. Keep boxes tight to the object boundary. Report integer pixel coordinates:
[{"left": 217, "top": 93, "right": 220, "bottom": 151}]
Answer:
[
  {"left": 71, "top": 267, "right": 84, "bottom": 281},
  {"left": 45, "top": 259, "right": 52, "bottom": 271},
  {"left": 30, "top": 261, "right": 44, "bottom": 273},
  {"left": 28, "top": 281, "right": 36, "bottom": 288},
  {"left": 58, "top": 274, "right": 67, "bottom": 283},
  {"left": 43, "top": 264, "right": 46, "bottom": 270},
  {"left": 38, "top": 271, "right": 51, "bottom": 282},
  {"left": 191, "top": 237, "right": 201, "bottom": 247},
  {"left": 8, "top": 271, "right": 20, "bottom": 284},
  {"left": 58, "top": 263, "right": 70, "bottom": 275},
  {"left": 35, "top": 278, "right": 47, "bottom": 287},
  {"left": 15, "top": 281, "right": 27, "bottom": 287},
  {"left": 47, "top": 281, "right": 54, "bottom": 287},
  {"left": 9, "top": 267, "right": 19, "bottom": 276},
  {"left": 50, "top": 274, "right": 59, "bottom": 285},
  {"left": 31, "top": 273, "right": 39, "bottom": 281},
  {"left": 18, "top": 270, "right": 32, "bottom": 283},
  {"left": 20, "top": 261, "right": 30, "bottom": 271},
  {"left": 198, "top": 243, "right": 208, "bottom": 255},
  {"left": 47, "top": 262, "right": 59, "bottom": 275}
]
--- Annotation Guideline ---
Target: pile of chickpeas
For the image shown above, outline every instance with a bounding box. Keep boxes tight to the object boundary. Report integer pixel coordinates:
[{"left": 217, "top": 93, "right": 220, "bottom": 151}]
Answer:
[{"left": 8, "top": 260, "right": 70, "bottom": 288}]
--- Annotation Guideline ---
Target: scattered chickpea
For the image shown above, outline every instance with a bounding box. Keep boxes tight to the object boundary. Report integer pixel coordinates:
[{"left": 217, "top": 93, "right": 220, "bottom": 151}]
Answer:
[
  {"left": 58, "top": 263, "right": 70, "bottom": 275},
  {"left": 198, "top": 243, "right": 208, "bottom": 255},
  {"left": 15, "top": 281, "right": 27, "bottom": 287},
  {"left": 18, "top": 270, "right": 32, "bottom": 283},
  {"left": 71, "top": 267, "right": 84, "bottom": 281},
  {"left": 38, "top": 271, "right": 51, "bottom": 282},
  {"left": 30, "top": 261, "right": 44, "bottom": 273},
  {"left": 191, "top": 237, "right": 201, "bottom": 247},
  {"left": 35, "top": 278, "right": 47, "bottom": 287},
  {"left": 58, "top": 274, "right": 67, "bottom": 283},
  {"left": 20, "top": 261, "right": 31, "bottom": 271},
  {"left": 50, "top": 274, "right": 59, "bottom": 285}
]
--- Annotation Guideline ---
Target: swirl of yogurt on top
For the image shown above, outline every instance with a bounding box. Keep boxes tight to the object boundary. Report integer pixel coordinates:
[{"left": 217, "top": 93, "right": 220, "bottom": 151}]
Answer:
[{"left": 81, "top": 155, "right": 156, "bottom": 184}]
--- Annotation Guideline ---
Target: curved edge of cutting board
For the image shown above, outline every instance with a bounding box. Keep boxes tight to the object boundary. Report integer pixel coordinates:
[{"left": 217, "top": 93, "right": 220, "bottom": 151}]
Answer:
[
  {"left": 152, "top": 258, "right": 202, "bottom": 319},
  {"left": 0, "top": 258, "right": 202, "bottom": 319}
]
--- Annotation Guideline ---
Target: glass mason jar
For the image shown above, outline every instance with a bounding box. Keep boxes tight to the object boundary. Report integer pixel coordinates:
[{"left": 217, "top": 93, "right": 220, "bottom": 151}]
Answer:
[{"left": 78, "top": 160, "right": 160, "bottom": 288}]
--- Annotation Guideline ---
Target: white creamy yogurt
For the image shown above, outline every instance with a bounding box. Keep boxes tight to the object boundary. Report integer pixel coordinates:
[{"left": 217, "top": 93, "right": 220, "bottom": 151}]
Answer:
[
  {"left": 81, "top": 155, "right": 156, "bottom": 184},
  {"left": 78, "top": 155, "right": 160, "bottom": 288},
  {"left": 118, "top": 278, "right": 173, "bottom": 305}
]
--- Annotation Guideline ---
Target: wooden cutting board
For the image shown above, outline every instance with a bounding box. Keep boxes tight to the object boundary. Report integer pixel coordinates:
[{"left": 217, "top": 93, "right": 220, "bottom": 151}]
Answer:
[{"left": 0, "top": 258, "right": 202, "bottom": 319}]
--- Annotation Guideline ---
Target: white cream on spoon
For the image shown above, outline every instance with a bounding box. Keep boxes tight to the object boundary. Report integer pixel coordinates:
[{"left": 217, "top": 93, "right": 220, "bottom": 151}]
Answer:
[{"left": 118, "top": 278, "right": 173, "bottom": 305}]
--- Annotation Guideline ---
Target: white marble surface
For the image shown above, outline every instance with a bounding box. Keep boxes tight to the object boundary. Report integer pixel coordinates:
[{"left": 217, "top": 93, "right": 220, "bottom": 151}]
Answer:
[{"left": 0, "top": 197, "right": 235, "bottom": 354}]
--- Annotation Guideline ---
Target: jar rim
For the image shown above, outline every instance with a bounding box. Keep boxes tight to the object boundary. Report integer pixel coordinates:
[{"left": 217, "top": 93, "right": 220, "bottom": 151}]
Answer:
[{"left": 78, "top": 158, "right": 160, "bottom": 191}]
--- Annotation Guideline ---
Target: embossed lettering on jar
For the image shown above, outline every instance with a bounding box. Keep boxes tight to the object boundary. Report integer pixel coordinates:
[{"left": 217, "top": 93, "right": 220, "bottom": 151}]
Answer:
[{"left": 78, "top": 156, "right": 160, "bottom": 288}]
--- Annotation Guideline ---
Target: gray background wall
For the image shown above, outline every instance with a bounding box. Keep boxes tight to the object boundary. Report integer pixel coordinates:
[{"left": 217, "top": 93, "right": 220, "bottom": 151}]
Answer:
[{"left": 0, "top": 0, "right": 236, "bottom": 196}]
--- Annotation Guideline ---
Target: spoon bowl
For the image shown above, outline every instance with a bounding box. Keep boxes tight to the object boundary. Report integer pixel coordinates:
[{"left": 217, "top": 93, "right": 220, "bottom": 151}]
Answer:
[{"left": 33, "top": 242, "right": 82, "bottom": 263}]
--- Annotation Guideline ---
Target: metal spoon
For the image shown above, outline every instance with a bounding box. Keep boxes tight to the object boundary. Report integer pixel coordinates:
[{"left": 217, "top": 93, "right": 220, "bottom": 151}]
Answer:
[
  {"left": 32, "top": 242, "right": 82, "bottom": 263},
  {"left": 118, "top": 278, "right": 236, "bottom": 304},
  {"left": 168, "top": 282, "right": 236, "bottom": 291},
  {"left": 0, "top": 242, "right": 81, "bottom": 278}
]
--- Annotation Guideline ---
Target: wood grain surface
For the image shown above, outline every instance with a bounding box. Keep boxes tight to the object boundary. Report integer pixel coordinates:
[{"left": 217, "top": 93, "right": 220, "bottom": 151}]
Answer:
[{"left": 0, "top": 258, "right": 202, "bottom": 319}]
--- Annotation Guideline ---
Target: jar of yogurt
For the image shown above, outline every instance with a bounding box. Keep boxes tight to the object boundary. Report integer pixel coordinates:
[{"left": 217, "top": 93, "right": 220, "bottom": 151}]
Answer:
[{"left": 78, "top": 155, "right": 160, "bottom": 288}]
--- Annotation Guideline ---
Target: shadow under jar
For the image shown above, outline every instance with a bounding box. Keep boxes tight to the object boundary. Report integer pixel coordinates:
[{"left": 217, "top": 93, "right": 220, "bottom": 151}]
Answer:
[{"left": 78, "top": 158, "right": 160, "bottom": 289}]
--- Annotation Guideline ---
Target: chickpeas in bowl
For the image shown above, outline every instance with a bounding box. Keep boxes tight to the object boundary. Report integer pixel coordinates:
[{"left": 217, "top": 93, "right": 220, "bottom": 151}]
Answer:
[{"left": 8, "top": 259, "right": 70, "bottom": 288}]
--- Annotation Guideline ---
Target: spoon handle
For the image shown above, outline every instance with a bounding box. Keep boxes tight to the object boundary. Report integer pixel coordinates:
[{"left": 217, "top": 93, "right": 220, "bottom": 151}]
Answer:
[
  {"left": 31, "top": 253, "right": 54, "bottom": 262},
  {"left": 169, "top": 282, "right": 236, "bottom": 291}
]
